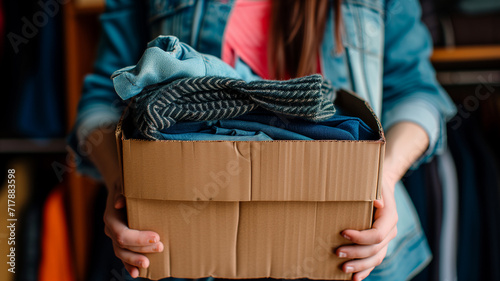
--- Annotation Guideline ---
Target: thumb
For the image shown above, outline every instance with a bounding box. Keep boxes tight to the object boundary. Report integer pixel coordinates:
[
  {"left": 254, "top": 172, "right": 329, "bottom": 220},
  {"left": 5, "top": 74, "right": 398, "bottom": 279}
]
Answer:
[
  {"left": 111, "top": 181, "right": 125, "bottom": 209},
  {"left": 374, "top": 196, "right": 384, "bottom": 209},
  {"left": 114, "top": 194, "right": 125, "bottom": 209}
]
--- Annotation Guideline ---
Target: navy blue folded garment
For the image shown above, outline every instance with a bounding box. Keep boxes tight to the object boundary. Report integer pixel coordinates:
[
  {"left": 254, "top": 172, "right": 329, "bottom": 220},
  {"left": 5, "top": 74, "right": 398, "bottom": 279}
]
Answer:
[
  {"left": 153, "top": 111, "right": 377, "bottom": 141},
  {"left": 155, "top": 119, "right": 313, "bottom": 140},
  {"left": 235, "top": 111, "right": 378, "bottom": 140}
]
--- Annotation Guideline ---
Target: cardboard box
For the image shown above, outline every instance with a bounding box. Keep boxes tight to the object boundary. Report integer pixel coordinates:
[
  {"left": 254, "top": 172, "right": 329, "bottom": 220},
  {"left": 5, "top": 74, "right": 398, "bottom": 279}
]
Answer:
[{"left": 116, "top": 89, "right": 385, "bottom": 280}]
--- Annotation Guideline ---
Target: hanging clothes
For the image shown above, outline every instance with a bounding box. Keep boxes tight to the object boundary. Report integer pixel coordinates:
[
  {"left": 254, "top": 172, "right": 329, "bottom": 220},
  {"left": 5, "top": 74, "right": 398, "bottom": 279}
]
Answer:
[
  {"left": 38, "top": 185, "right": 75, "bottom": 281},
  {"left": 447, "top": 120, "right": 483, "bottom": 281},
  {"left": 438, "top": 149, "right": 459, "bottom": 281},
  {"left": 463, "top": 117, "right": 500, "bottom": 280},
  {"left": 402, "top": 157, "right": 443, "bottom": 281},
  {"left": 0, "top": 0, "right": 64, "bottom": 138}
]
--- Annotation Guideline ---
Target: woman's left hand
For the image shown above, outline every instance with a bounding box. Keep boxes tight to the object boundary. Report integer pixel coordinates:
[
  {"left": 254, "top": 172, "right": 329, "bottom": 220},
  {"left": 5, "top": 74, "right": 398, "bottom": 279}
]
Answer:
[
  {"left": 335, "top": 121, "right": 430, "bottom": 280},
  {"left": 335, "top": 170, "right": 399, "bottom": 281}
]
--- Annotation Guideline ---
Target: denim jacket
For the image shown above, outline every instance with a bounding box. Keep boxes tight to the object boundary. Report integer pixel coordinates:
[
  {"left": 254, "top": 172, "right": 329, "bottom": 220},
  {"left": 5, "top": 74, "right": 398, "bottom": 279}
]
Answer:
[{"left": 68, "top": 0, "right": 457, "bottom": 280}]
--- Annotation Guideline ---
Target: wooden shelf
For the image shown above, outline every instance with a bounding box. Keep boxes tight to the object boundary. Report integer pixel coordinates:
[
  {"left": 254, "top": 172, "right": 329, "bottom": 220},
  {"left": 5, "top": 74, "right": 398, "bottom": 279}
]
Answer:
[
  {"left": 436, "top": 70, "right": 500, "bottom": 86},
  {"left": 74, "top": 0, "right": 105, "bottom": 14},
  {"left": 431, "top": 45, "right": 500, "bottom": 63},
  {"left": 0, "top": 138, "right": 67, "bottom": 153}
]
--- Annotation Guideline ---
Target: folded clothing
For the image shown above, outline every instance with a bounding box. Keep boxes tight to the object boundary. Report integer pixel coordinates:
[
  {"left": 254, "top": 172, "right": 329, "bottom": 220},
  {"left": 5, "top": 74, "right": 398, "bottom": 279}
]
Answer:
[
  {"left": 111, "top": 36, "right": 241, "bottom": 100},
  {"left": 236, "top": 110, "right": 378, "bottom": 140},
  {"left": 155, "top": 110, "right": 377, "bottom": 141},
  {"left": 151, "top": 119, "right": 313, "bottom": 141},
  {"left": 132, "top": 75, "right": 336, "bottom": 140}
]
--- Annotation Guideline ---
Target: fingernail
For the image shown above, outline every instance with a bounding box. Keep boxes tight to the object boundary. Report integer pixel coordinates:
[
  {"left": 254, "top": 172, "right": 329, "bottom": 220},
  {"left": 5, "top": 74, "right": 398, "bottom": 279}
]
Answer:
[
  {"left": 343, "top": 234, "right": 351, "bottom": 240},
  {"left": 345, "top": 266, "right": 354, "bottom": 273},
  {"left": 338, "top": 251, "right": 347, "bottom": 258},
  {"left": 149, "top": 237, "right": 157, "bottom": 244},
  {"left": 139, "top": 260, "right": 149, "bottom": 268}
]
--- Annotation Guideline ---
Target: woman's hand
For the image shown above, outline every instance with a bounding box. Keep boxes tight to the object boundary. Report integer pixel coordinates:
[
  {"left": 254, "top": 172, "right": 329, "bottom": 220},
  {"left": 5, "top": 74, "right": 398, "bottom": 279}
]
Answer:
[
  {"left": 335, "top": 171, "right": 399, "bottom": 281},
  {"left": 103, "top": 181, "right": 164, "bottom": 278},
  {"left": 336, "top": 121, "right": 430, "bottom": 281},
  {"left": 86, "top": 127, "right": 164, "bottom": 278}
]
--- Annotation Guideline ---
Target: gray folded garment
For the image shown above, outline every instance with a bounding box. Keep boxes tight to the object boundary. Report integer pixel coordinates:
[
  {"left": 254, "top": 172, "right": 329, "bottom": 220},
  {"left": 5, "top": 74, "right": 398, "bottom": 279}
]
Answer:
[{"left": 132, "top": 74, "right": 336, "bottom": 140}]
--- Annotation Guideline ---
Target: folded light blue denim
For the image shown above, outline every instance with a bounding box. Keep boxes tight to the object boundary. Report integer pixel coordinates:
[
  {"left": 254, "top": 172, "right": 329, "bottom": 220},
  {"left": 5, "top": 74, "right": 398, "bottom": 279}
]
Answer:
[
  {"left": 132, "top": 75, "right": 335, "bottom": 140},
  {"left": 111, "top": 36, "right": 241, "bottom": 100},
  {"left": 158, "top": 130, "right": 273, "bottom": 141}
]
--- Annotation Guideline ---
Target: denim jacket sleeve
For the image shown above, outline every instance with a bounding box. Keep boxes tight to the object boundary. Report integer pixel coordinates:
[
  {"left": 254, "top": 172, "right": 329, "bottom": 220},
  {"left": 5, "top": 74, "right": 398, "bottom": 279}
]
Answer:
[
  {"left": 381, "top": 0, "right": 456, "bottom": 168},
  {"left": 67, "top": 0, "right": 148, "bottom": 180}
]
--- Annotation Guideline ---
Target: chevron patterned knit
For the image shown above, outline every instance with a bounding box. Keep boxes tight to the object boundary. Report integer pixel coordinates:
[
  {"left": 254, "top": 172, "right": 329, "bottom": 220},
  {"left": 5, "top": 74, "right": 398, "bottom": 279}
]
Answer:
[{"left": 132, "top": 74, "right": 336, "bottom": 140}]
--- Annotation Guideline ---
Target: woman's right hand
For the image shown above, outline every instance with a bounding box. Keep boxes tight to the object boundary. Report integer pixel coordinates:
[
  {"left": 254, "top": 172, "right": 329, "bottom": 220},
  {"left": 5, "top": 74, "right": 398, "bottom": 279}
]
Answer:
[
  {"left": 103, "top": 181, "right": 164, "bottom": 278},
  {"left": 86, "top": 127, "right": 164, "bottom": 278}
]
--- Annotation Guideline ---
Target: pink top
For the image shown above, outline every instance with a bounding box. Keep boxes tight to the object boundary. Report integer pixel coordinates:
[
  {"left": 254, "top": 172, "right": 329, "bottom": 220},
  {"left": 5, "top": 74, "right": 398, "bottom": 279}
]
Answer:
[
  {"left": 222, "top": 0, "right": 322, "bottom": 79},
  {"left": 222, "top": 0, "right": 272, "bottom": 79}
]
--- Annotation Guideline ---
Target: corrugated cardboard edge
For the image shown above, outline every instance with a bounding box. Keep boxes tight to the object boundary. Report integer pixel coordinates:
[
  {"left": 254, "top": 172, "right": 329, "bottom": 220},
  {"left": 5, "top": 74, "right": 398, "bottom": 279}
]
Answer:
[
  {"left": 115, "top": 107, "right": 125, "bottom": 195},
  {"left": 376, "top": 142, "right": 385, "bottom": 201},
  {"left": 336, "top": 89, "right": 385, "bottom": 200}
]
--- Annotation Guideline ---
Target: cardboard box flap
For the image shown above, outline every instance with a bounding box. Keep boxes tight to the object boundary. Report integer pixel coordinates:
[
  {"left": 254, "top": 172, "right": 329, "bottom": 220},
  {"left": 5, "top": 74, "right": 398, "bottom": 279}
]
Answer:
[
  {"left": 335, "top": 90, "right": 384, "bottom": 200},
  {"left": 115, "top": 106, "right": 126, "bottom": 195},
  {"left": 250, "top": 141, "right": 382, "bottom": 201},
  {"left": 116, "top": 89, "right": 384, "bottom": 202},
  {"left": 335, "top": 89, "right": 384, "bottom": 140},
  {"left": 122, "top": 139, "right": 252, "bottom": 201}
]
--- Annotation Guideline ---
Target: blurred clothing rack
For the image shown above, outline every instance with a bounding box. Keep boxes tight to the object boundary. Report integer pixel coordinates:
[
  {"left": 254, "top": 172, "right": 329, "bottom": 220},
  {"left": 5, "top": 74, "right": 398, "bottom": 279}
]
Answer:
[{"left": 63, "top": 0, "right": 104, "bottom": 280}]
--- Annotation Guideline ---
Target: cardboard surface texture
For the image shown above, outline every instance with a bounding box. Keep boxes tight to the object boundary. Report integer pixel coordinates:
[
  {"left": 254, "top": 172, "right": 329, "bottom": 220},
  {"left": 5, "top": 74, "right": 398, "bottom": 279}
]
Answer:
[{"left": 116, "top": 90, "right": 385, "bottom": 280}]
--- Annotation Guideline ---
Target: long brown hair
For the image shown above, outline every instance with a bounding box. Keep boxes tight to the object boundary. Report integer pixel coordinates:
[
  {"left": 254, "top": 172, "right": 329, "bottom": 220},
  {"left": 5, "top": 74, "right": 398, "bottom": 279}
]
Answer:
[{"left": 268, "top": 0, "right": 343, "bottom": 80}]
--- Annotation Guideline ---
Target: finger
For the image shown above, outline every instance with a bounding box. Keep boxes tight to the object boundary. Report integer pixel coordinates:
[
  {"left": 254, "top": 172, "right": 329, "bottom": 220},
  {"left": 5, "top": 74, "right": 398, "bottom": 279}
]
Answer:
[
  {"left": 114, "top": 227, "right": 160, "bottom": 247},
  {"left": 114, "top": 194, "right": 126, "bottom": 209},
  {"left": 108, "top": 182, "right": 125, "bottom": 210},
  {"left": 337, "top": 227, "right": 397, "bottom": 259},
  {"left": 373, "top": 198, "right": 384, "bottom": 209},
  {"left": 105, "top": 222, "right": 160, "bottom": 248},
  {"left": 112, "top": 242, "right": 150, "bottom": 269},
  {"left": 123, "top": 262, "right": 140, "bottom": 279},
  {"left": 342, "top": 207, "right": 397, "bottom": 245},
  {"left": 104, "top": 206, "right": 160, "bottom": 247},
  {"left": 126, "top": 242, "right": 164, "bottom": 253},
  {"left": 343, "top": 245, "right": 388, "bottom": 274},
  {"left": 352, "top": 267, "right": 375, "bottom": 281}
]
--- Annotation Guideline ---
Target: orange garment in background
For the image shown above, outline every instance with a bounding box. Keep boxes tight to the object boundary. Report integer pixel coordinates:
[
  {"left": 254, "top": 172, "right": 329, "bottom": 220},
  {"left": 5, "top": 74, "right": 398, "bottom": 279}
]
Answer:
[{"left": 38, "top": 184, "right": 75, "bottom": 281}]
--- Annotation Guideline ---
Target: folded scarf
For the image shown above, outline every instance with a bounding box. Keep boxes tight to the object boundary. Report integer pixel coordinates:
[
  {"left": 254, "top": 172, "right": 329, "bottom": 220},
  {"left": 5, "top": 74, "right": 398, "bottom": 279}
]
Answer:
[{"left": 133, "top": 75, "right": 336, "bottom": 140}]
